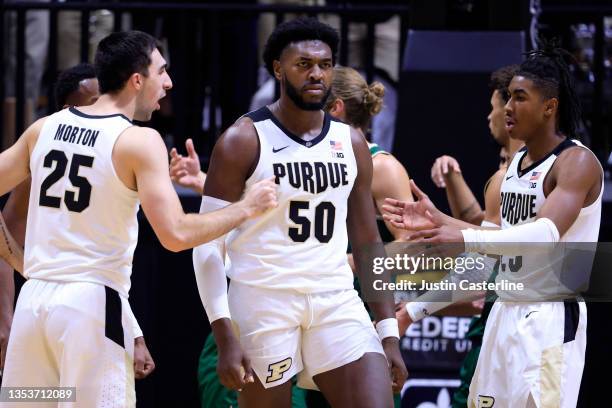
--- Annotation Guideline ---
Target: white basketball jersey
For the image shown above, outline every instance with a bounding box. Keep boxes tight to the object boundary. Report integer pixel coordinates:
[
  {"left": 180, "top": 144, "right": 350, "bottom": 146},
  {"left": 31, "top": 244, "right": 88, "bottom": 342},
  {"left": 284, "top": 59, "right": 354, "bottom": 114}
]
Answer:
[
  {"left": 24, "top": 107, "right": 140, "bottom": 297},
  {"left": 226, "top": 107, "right": 357, "bottom": 292},
  {"left": 496, "top": 138, "right": 603, "bottom": 300}
]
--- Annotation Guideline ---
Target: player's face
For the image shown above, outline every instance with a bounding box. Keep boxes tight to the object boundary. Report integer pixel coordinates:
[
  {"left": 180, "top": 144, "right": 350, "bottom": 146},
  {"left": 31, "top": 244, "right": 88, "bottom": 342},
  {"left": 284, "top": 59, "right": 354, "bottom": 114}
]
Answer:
[
  {"left": 505, "top": 76, "right": 553, "bottom": 141},
  {"left": 487, "top": 90, "right": 509, "bottom": 146},
  {"left": 277, "top": 40, "right": 333, "bottom": 111},
  {"left": 135, "top": 48, "right": 172, "bottom": 121},
  {"left": 64, "top": 78, "right": 100, "bottom": 108}
]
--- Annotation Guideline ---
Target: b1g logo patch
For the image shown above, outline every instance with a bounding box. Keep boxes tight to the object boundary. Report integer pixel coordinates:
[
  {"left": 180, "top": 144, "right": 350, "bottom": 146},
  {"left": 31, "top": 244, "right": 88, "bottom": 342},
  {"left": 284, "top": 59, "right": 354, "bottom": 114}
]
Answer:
[
  {"left": 266, "top": 357, "right": 292, "bottom": 383},
  {"left": 477, "top": 395, "right": 495, "bottom": 407}
]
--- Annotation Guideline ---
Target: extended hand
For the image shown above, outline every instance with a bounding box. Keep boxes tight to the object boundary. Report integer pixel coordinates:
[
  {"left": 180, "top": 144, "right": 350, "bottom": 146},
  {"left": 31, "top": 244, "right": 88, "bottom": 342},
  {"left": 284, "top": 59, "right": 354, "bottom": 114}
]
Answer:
[
  {"left": 169, "top": 138, "right": 205, "bottom": 194},
  {"left": 134, "top": 337, "right": 155, "bottom": 379},
  {"left": 382, "top": 180, "right": 443, "bottom": 232}
]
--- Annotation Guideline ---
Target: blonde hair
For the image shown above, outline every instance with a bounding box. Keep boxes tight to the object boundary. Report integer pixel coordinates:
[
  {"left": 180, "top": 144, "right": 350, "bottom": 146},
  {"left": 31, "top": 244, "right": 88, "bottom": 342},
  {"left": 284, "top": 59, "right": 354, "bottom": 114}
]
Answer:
[{"left": 325, "top": 66, "right": 385, "bottom": 131}]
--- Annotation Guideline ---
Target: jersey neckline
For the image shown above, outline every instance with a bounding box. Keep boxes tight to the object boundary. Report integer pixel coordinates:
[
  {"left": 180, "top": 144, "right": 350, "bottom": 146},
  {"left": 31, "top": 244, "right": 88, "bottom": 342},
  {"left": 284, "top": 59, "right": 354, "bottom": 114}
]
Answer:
[
  {"left": 516, "top": 138, "right": 575, "bottom": 178},
  {"left": 263, "top": 106, "right": 331, "bottom": 148},
  {"left": 69, "top": 107, "right": 132, "bottom": 124}
]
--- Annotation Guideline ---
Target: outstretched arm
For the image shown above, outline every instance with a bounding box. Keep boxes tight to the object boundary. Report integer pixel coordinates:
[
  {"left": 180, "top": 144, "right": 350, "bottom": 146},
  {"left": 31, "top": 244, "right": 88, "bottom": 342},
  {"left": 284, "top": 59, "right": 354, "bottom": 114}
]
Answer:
[
  {"left": 114, "top": 126, "right": 276, "bottom": 252},
  {"left": 462, "top": 148, "right": 602, "bottom": 254},
  {"left": 388, "top": 148, "right": 602, "bottom": 256}
]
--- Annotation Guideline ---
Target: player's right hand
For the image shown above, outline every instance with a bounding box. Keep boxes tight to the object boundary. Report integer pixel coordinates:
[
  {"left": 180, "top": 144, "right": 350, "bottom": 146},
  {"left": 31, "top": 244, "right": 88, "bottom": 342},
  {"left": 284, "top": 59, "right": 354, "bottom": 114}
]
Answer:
[
  {"left": 382, "top": 180, "right": 443, "bottom": 232},
  {"left": 431, "top": 155, "right": 461, "bottom": 188},
  {"left": 242, "top": 177, "right": 278, "bottom": 218},
  {"left": 134, "top": 336, "right": 155, "bottom": 380},
  {"left": 216, "top": 335, "right": 255, "bottom": 391}
]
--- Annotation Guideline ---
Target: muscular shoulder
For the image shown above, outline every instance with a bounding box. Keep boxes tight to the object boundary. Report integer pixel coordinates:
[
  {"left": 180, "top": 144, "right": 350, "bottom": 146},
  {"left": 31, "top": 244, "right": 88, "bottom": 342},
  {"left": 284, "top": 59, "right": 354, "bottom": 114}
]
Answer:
[
  {"left": 24, "top": 116, "right": 49, "bottom": 153},
  {"left": 113, "top": 126, "right": 168, "bottom": 178},
  {"left": 552, "top": 145, "right": 602, "bottom": 188},
  {"left": 372, "top": 152, "right": 409, "bottom": 179},
  {"left": 204, "top": 116, "right": 260, "bottom": 199},
  {"left": 556, "top": 145, "right": 601, "bottom": 172},
  {"left": 115, "top": 126, "right": 165, "bottom": 157},
  {"left": 216, "top": 116, "right": 259, "bottom": 154},
  {"left": 210, "top": 116, "right": 259, "bottom": 173}
]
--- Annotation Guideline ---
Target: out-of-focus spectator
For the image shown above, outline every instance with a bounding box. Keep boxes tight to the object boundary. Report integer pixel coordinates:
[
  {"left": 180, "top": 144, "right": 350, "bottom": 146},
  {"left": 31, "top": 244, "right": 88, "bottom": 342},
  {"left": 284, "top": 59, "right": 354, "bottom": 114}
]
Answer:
[{"left": 3, "top": 0, "right": 50, "bottom": 150}]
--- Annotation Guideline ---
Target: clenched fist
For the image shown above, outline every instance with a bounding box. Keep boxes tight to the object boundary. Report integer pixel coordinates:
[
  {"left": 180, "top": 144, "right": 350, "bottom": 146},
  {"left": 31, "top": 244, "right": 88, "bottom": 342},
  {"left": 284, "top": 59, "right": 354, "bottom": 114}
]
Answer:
[{"left": 241, "top": 177, "right": 278, "bottom": 218}]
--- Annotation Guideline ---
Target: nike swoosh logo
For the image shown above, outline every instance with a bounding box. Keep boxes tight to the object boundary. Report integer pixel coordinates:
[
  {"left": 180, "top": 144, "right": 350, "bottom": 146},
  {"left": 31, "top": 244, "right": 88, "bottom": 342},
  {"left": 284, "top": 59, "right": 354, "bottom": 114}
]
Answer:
[
  {"left": 525, "top": 311, "right": 539, "bottom": 318},
  {"left": 272, "top": 146, "right": 289, "bottom": 153},
  {"left": 506, "top": 175, "right": 514, "bottom": 180}
]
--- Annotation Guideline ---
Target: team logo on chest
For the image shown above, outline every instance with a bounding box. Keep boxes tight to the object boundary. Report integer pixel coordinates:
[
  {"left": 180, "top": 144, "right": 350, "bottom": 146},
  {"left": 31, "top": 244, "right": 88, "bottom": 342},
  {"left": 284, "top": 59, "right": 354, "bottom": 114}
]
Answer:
[{"left": 330, "top": 140, "right": 344, "bottom": 159}]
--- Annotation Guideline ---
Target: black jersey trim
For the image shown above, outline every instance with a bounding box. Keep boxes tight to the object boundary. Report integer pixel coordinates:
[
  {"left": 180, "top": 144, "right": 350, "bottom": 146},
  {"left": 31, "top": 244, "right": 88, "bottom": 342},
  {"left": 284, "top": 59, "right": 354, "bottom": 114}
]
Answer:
[
  {"left": 245, "top": 106, "right": 271, "bottom": 123},
  {"left": 69, "top": 107, "right": 132, "bottom": 124},
  {"left": 517, "top": 138, "right": 576, "bottom": 178},
  {"left": 563, "top": 299, "right": 580, "bottom": 343},
  {"left": 105, "top": 286, "right": 125, "bottom": 349},
  {"left": 262, "top": 106, "right": 331, "bottom": 148}
]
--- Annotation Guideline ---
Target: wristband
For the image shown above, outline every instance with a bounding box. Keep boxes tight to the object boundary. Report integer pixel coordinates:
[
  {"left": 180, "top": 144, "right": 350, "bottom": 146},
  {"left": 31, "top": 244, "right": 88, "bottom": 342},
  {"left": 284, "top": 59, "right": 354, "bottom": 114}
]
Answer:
[
  {"left": 405, "top": 301, "right": 432, "bottom": 322},
  {"left": 375, "top": 318, "right": 400, "bottom": 340}
]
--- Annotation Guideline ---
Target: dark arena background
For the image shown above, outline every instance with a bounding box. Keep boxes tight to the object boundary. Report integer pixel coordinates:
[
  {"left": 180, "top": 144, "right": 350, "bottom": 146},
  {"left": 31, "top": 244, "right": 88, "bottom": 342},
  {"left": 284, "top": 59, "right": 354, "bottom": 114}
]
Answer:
[{"left": 1, "top": 0, "right": 611, "bottom": 407}]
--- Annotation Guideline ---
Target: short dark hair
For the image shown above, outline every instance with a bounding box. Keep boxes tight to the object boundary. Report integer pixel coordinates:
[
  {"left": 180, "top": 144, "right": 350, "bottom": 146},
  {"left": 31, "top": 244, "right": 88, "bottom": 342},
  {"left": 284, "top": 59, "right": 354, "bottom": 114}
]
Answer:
[
  {"left": 94, "top": 30, "right": 158, "bottom": 94},
  {"left": 517, "top": 41, "right": 582, "bottom": 138},
  {"left": 54, "top": 63, "right": 96, "bottom": 108},
  {"left": 262, "top": 17, "right": 339, "bottom": 76},
  {"left": 489, "top": 64, "right": 519, "bottom": 103}
]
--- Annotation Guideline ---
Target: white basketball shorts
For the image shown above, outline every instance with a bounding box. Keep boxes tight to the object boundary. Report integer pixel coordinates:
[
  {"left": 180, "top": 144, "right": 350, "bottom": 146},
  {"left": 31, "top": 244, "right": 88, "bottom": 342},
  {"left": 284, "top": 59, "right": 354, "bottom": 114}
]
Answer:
[
  {"left": 468, "top": 300, "right": 586, "bottom": 408},
  {"left": 0, "top": 279, "right": 136, "bottom": 408},
  {"left": 227, "top": 281, "right": 384, "bottom": 390}
]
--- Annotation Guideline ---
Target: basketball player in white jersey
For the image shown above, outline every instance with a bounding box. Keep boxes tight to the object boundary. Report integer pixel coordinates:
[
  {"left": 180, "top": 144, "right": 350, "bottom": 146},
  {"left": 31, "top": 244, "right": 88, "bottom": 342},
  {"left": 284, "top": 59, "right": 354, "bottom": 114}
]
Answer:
[
  {"left": 384, "top": 46, "right": 603, "bottom": 407},
  {"left": 0, "top": 31, "right": 276, "bottom": 407},
  {"left": 193, "top": 18, "right": 407, "bottom": 407},
  {"left": 0, "top": 63, "right": 155, "bottom": 381}
]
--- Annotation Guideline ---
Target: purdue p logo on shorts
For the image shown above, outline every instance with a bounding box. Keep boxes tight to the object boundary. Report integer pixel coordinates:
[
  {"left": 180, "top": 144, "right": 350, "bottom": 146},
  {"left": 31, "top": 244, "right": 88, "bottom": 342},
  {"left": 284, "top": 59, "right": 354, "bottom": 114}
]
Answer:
[
  {"left": 266, "top": 357, "right": 292, "bottom": 383},
  {"left": 477, "top": 395, "right": 495, "bottom": 407}
]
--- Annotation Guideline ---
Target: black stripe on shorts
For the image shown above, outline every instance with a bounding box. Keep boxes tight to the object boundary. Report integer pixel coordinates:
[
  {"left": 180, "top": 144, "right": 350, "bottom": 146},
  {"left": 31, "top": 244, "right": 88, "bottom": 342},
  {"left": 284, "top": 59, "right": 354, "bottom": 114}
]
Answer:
[
  {"left": 563, "top": 299, "right": 579, "bottom": 343},
  {"left": 105, "top": 286, "right": 125, "bottom": 349}
]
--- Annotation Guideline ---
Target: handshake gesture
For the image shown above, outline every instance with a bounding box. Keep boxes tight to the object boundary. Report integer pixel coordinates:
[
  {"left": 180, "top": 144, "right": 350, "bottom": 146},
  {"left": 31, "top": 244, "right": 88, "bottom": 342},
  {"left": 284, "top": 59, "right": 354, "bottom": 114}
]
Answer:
[{"left": 382, "top": 180, "right": 465, "bottom": 245}]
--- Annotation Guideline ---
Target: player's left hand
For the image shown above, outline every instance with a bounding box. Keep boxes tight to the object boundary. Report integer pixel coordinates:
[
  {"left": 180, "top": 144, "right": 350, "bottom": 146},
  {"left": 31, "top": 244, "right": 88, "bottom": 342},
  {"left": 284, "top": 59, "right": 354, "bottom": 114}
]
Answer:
[
  {"left": 382, "top": 337, "right": 408, "bottom": 394},
  {"left": 134, "top": 336, "right": 155, "bottom": 379},
  {"left": 169, "top": 138, "right": 205, "bottom": 194}
]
